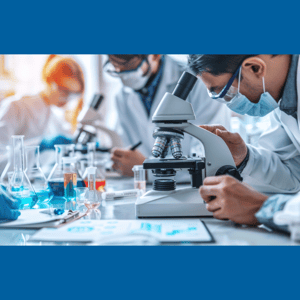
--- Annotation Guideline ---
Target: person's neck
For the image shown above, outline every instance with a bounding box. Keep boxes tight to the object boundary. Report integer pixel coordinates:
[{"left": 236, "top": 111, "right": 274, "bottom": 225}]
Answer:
[
  {"left": 271, "top": 55, "right": 292, "bottom": 102},
  {"left": 40, "top": 90, "right": 51, "bottom": 106}
]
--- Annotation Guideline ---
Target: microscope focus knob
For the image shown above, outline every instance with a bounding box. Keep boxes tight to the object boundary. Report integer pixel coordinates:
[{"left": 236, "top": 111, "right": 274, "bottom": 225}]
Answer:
[{"left": 215, "top": 165, "right": 243, "bottom": 182}]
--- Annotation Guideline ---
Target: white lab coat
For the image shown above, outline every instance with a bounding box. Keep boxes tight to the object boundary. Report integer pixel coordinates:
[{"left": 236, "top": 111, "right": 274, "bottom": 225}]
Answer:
[
  {"left": 0, "top": 93, "right": 72, "bottom": 147},
  {"left": 242, "top": 57, "right": 300, "bottom": 194},
  {"left": 114, "top": 56, "right": 231, "bottom": 182}
]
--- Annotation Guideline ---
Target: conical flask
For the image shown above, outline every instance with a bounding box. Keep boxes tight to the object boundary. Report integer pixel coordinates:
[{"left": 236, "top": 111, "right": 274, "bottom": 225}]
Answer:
[
  {"left": 82, "top": 142, "right": 106, "bottom": 191},
  {"left": 9, "top": 135, "right": 38, "bottom": 210},
  {"left": 47, "top": 144, "right": 75, "bottom": 197},
  {"left": 25, "top": 146, "right": 50, "bottom": 208},
  {"left": 1, "top": 146, "right": 13, "bottom": 187}
]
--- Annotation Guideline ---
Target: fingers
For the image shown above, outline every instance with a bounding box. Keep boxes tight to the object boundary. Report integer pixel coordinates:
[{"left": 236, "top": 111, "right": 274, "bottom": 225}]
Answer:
[
  {"left": 216, "top": 129, "right": 241, "bottom": 143},
  {"left": 203, "top": 176, "right": 224, "bottom": 185},
  {"left": 200, "top": 125, "right": 227, "bottom": 134},
  {"left": 7, "top": 209, "right": 21, "bottom": 220},
  {"left": 200, "top": 185, "right": 221, "bottom": 200},
  {"left": 111, "top": 148, "right": 128, "bottom": 158}
]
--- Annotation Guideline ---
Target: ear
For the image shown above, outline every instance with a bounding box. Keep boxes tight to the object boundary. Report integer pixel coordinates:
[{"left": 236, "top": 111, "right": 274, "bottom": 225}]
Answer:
[{"left": 242, "top": 57, "right": 267, "bottom": 79}]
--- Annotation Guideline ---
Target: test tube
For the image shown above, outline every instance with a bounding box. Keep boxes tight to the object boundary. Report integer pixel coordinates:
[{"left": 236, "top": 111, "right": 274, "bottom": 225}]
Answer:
[{"left": 132, "top": 165, "right": 146, "bottom": 195}]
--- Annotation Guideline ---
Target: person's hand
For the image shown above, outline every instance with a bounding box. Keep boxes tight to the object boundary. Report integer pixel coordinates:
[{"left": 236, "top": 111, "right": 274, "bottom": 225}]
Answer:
[
  {"left": 39, "top": 135, "right": 73, "bottom": 152},
  {"left": 200, "top": 125, "right": 247, "bottom": 166},
  {"left": 0, "top": 193, "right": 21, "bottom": 220},
  {"left": 200, "top": 175, "right": 268, "bottom": 225},
  {"left": 111, "top": 148, "right": 146, "bottom": 177}
]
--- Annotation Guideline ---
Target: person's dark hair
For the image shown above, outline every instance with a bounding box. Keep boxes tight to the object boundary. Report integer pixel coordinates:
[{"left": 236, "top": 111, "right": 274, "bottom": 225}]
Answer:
[
  {"left": 108, "top": 54, "right": 148, "bottom": 62},
  {"left": 188, "top": 55, "right": 259, "bottom": 76}
]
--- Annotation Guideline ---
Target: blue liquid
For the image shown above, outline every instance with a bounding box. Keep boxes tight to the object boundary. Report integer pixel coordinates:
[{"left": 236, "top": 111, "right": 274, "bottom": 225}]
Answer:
[
  {"left": 48, "top": 180, "right": 64, "bottom": 197},
  {"left": 77, "top": 180, "right": 86, "bottom": 188}
]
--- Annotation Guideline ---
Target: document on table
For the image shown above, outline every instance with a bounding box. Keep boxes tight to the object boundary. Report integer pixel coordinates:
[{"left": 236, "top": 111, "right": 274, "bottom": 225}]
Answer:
[{"left": 30, "top": 219, "right": 214, "bottom": 243}]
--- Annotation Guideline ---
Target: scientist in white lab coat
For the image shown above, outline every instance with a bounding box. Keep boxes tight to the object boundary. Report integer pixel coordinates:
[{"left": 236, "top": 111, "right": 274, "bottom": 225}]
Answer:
[
  {"left": 105, "top": 55, "right": 231, "bottom": 180},
  {"left": 186, "top": 54, "right": 300, "bottom": 231},
  {"left": 0, "top": 55, "right": 85, "bottom": 148}
]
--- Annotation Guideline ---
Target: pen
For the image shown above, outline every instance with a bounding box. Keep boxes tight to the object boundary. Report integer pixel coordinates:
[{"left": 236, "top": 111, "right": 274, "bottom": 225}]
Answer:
[{"left": 130, "top": 141, "right": 142, "bottom": 151}]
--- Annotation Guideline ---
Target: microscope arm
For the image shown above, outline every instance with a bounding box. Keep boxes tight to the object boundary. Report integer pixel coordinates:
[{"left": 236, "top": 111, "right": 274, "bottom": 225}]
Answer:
[{"left": 182, "top": 123, "right": 235, "bottom": 177}]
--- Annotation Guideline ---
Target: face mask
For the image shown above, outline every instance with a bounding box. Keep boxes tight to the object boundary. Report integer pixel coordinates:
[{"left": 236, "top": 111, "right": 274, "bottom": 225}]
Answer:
[
  {"left": 117, "top": 61, "right": 152, "bottom": 90},
  {"left": 226, "top": 71, "right": 279, "bottom": 117}
]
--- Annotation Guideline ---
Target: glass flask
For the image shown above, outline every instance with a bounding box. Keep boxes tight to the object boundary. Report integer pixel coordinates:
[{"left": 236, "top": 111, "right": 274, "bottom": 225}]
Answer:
[
  {"left": 82, "top": 142, "right": 106, "bottom": 192},
  {"left": 25, "top": 146, "right": 51, "bottom": 209},
  {"left": 47, "top": 144, "right": 75, "bottom": 210},
  {"left": 63, "top": 157, "right": 85, "bottom": 210},
  {"left": 0, "top": 146, "right": 13, "bottom": 187},
  {"left": 84, "top": 167, "right": 101, "bottom": 218},
  {"left": 9, "top": 135, "right": 38, "bottom": 210}
]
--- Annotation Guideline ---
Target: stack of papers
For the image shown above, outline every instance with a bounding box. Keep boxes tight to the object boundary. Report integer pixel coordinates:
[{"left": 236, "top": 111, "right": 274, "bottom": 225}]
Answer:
[{"left": 30, "top": 219, "right": 214, "bottom": 244}]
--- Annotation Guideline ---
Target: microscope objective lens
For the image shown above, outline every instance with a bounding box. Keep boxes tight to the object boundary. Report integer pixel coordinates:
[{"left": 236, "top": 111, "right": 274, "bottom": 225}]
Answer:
[
  {"left": 152, "top": 136, "right": 168, "bottom": 157},
  {"left": 170, "top": 137, "right": 183, "bottom": 159}
]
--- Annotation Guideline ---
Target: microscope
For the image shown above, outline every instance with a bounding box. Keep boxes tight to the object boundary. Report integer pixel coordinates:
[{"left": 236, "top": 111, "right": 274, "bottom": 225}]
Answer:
[{"left": 135, "top": 72, "right": 242, "bottom": 218}]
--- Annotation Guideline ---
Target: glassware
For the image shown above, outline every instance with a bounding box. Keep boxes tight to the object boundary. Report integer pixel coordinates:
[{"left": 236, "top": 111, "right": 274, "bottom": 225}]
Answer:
[
  {"left": 25, "top": 146, "right": 50, "bottom": 208},
  {"left": 9, "top": 135, "right": 38, "bottom": 210},
  {"left": 84, "top": 167, "right": 101, "bottom": 218},
  {"left": 82, "top": 142, "right": 106, "bottom": 191},
  {"left": 75, "top": 187, "right": 88, "bottom": 212},
  {"left": 47, "top": 144, "right": 75, "bottom": 208},
  {"left": 132, "top": 165, "right": 146, "bottom": 195},
  {"left": 0, "top": 146, "right": 13, "bottom": 187},
  {"left": 63, "top": 157, "right": 85, "bottom": 210}
]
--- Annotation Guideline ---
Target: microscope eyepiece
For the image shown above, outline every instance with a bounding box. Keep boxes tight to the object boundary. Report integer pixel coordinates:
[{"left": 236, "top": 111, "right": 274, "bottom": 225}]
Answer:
[{"left": 172, "top": 71, "right": 198, "bottom": 101}]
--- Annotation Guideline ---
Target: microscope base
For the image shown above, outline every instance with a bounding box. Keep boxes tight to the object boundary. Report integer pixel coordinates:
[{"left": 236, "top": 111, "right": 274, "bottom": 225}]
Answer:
[{"left": 135, "top": 187, "right": 213, "bottom": 218}]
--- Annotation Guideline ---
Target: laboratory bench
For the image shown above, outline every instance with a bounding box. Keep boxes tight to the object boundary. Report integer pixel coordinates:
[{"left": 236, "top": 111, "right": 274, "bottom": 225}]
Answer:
[{"left": 0, "top": 177, "right": 298, "bottom": 246}]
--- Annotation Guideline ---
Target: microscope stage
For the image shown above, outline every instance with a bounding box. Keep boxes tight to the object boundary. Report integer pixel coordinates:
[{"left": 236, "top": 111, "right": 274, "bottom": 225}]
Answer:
[{"left": 135, "top": 187, "right": 213, "bottom": 218}]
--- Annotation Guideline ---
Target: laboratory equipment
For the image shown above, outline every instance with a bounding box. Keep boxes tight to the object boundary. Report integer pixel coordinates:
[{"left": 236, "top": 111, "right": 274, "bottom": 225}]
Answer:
[
  {"left": 9, "top": 135, "right": 38, "bottom": 210},
  {"left": 102, "top": 189, "right": 142, "bottom": 201},
  {"left": 75, "top": 187, "right": 88, "bottom": 212},
  {"left": 132, "top": 165, "right": 146, "bottom": 194},
  {"left": 74, "top": 94, "right": 123, "bottom": 148},
  {"left": 82, "top": 142, "right": 106, "bottom": 191},
  {"left": 47, "top": 144, "right": 75, "bottom": 197},
  {"left": 135, "top": 72, "right": 242, "bottom": 218},
  {"left": 84, "top": 167, "right": 101, "bottom": 217},
  {"left": 25, "top": 146, "right": 50, "bottom": 208},
  {"left": 63, "top": 157, "right": 84, "bottom": 210},
  {"left": 0, "top": 146, "right": 13, "bottom": 187}
]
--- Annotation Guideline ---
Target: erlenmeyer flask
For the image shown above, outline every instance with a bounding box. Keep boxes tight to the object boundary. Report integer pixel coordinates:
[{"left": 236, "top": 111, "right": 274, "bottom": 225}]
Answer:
[
  {"left": 1, "top": 146, "right": 13, "bottom": 187},
  {"left": 25, "top": 146, "right": 50, "bottom": 208},
  {"left": 82, "top": 142, "right": 106, "bottom": 191},
  {"left": 9, "top": 135, "right": 38, "bottom": 210},
  {"left": 47, "top": 144, "right": 75, "bottom": 195}
]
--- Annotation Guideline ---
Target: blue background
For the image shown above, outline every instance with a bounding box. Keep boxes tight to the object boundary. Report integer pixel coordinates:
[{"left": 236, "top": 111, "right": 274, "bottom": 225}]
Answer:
[{"left": 0, "top": 0, "right": 299, "bottom": 299}]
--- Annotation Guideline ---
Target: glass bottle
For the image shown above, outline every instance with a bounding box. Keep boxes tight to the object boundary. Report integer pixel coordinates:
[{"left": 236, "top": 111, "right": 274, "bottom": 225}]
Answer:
[
  {"left": 84, "top": 167, "right": 101, "bottom": 218},
  {"left": 9, "top": 135, "right": 38, "bottom": 210},
  {"left": 25, "top": 146, "right": 50, "bottom": 208},
  {"left": 63, "top": 157, "right": 85, "bottom": 210},
  {"left": 82, "top": 142, "right": 106, "bottom": 192},
  {"left": 47, "top": 144, "right": 75, "bottom": 197},
  {"left": 0, "top": 146, "right": 13, "bottom": 187}
]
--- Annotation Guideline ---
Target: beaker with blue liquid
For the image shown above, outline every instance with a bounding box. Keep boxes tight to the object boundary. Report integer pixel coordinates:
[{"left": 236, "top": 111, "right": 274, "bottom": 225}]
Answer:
[{"left": 8, "top": 135, "right": 38, "bottom": 210}]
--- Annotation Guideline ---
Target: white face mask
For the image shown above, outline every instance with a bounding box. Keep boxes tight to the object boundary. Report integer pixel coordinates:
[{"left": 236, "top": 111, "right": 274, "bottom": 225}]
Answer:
[{"left": 115, "top": 60, "right": 152, "bottom": 90}]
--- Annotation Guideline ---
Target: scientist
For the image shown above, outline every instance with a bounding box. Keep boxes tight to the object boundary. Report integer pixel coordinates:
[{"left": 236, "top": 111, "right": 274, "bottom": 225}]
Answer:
[
  {"left": 0, "top": 55, "right": 85, "bottom": 147},
  {"left": 187, "top": 54, "right": 300, "bottom": 231},
  {"left": 105, "top": 54, "right": 231, "bottom": 178},
  {"left": 0, "top": 190, "right": 21, "bottom": 220}
]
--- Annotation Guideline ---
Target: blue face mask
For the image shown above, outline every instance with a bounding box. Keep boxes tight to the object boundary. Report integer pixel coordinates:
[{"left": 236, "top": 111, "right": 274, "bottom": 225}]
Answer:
[{"left": 226, "top": 72, "right": 279, "bottom": 117}]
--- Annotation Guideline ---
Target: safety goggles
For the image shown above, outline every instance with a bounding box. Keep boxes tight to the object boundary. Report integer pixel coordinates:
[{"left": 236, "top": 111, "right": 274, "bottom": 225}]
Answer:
[
  {"left": 104, "top": 58, "right": 149, "bottom": 77},
  {"left": 207, "top": 65, "right": 241, "bottom": 103}
]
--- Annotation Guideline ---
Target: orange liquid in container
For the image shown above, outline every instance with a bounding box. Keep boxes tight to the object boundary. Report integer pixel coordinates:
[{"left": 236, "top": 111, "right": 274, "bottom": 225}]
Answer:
[{"left": 84, "top": 179, "right": 106, "bottom": 192}]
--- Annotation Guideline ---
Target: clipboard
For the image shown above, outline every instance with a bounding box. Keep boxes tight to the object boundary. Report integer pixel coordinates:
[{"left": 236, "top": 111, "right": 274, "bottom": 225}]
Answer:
[{"left": 0, "top": 209, "right": 87, "bottom": 229}]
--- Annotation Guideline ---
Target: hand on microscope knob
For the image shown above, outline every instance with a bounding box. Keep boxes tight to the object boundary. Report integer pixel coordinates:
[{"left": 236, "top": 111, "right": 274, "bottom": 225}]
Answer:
[
  {"left": 200, "top": 175, "right": 268, "bottom": 226},
  {"left": 111, "top": 148, "right": 146, "bottom": 177},
  {"left": 200, "top": 125, "right": 247, "bottom": 166}
]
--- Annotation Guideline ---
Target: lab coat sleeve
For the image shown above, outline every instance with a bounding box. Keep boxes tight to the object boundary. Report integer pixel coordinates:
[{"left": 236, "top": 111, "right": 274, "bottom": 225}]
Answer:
[
  {"left": 114, "top": 92, "right": 133, "bottom": 148},
  {"left": 255, "top": 194, "right": 292, "bottom": 233},
  {"left": 242, "top": 112, "right": 300, "bottom": 194},
  {"left": 0, "top": 99, "right": 23, "bottom": 146}
]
